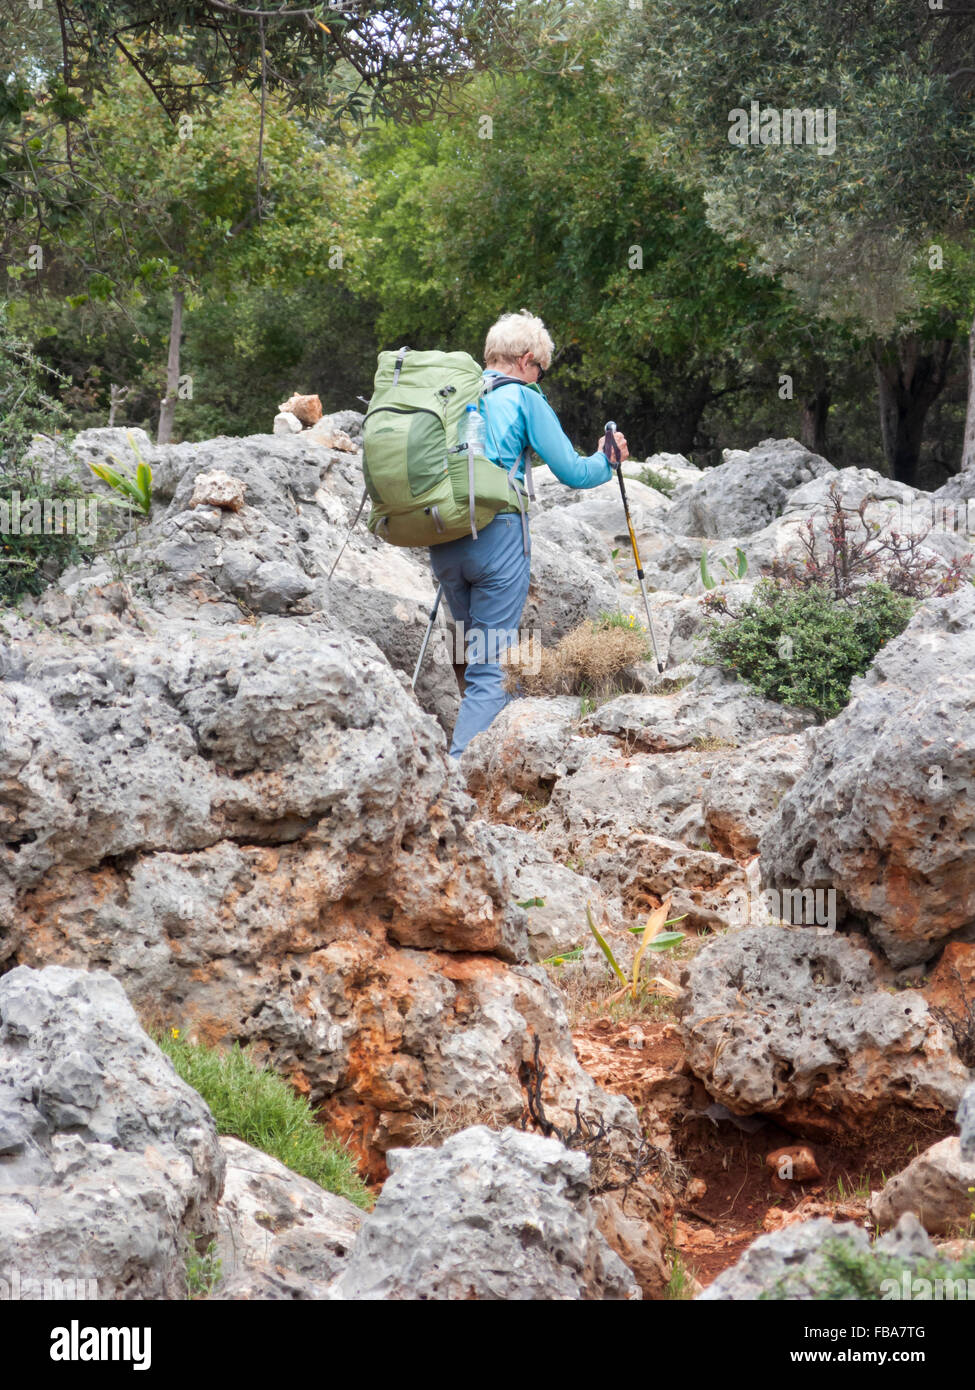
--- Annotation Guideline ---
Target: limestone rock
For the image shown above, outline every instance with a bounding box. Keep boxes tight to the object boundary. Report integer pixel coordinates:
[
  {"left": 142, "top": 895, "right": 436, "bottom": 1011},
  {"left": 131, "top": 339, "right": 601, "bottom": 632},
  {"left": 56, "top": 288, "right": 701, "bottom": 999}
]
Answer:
[
  {"left": 308, "top": 419, "right": 357, "bottom": 452},
  {"left": 331, "top": 1126, "right": 641, "bottom": 1301},
  {"left": 522, "top": 527, "right": 622, "bottom": 645},
  {"left": 485, "top": 823, "right": 623, "bottom": 960},
  {"left": 279, "top": 393, "right": 323, "bottom": 426},
  {"left": 0, "top": 965, "right": 224, "bottom": 1300},
  {"left": 701, "top": 732, "right": 812, "bottom": 860},
  {"left": 677, "top": 926, "right": 969, "bottom": 1138},
  {"left": 460, "top": 697, "right": 614, "bottom": 800},
  {"left": 189, "top": 470, "right": 246, "bottom": 512},
  {"left": 697, "top": 1218, "right": 870, "bottom": 1300},
  {"left": 274, "top": 411, "right": 304, "bottom": 436},
  {"left": 869, "top": 1136, "right": 975, "bottom": 1235},
  {"left": 958, "top": 1081, "right": 975, "bottom": 1163},
  {"left": 759, "top": 588, "right": 975, "bottom": 966},
  {"left": 667, "top": 438, "right": 835, "bottom": 539},
  {"left": 214, "top": 1137, "right": 364, "bottom": 1298},
  {"left": 581, "top": 671, "right": 816, "bottom": 752}
]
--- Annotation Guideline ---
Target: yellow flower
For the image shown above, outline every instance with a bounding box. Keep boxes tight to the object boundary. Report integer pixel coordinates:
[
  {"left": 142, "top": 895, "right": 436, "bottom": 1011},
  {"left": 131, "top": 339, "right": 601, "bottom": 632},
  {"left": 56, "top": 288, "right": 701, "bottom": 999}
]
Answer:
[{"left": 170, "top": 1026, "right": 180, "bottom": 1040}]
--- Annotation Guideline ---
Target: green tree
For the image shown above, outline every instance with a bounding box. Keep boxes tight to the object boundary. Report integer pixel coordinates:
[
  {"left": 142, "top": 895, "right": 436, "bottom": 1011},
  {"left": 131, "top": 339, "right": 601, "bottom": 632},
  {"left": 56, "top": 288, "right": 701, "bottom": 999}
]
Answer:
[
  {"left": 23, "top": 63, "right": 365, "bottom": 441},
  {"left": 614, "top": 0, "right": 975, "bottom": 484},
  {"left": 356, "top": 61, "right": 805, "bottom": 457}
]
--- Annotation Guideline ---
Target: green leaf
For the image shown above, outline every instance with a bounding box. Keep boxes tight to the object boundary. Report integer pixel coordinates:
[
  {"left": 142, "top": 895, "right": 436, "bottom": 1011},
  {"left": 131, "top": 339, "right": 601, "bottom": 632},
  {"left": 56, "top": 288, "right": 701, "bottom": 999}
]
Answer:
[
  {"left": 516, "top": 896, "right": 545, "bottom": 909},
  {"left": 700, "top": 549, "right": 716, "bottom": 589},
  {"left": 643, "top": 931, "right": 685, "bottom": 951},
  {"left": 735, "top": 547, "right": 748, "bottom": 579},
  {"left": 585, "top": 903, "right": 626, "bottom": 986}
]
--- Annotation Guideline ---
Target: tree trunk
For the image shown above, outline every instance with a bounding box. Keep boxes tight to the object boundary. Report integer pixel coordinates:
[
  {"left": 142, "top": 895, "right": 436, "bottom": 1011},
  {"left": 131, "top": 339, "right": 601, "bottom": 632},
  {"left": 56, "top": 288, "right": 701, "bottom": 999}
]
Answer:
[
  {"left": 157, "top": 288, "right": 184, "bottom": 446},
  {"left": 872, "top": 333, "right": 954, "bottom": 487},
  {"left": 800, "top": 384, "right": 831, "bottom": 457},
  {"left": 961, "top": 311, "right": 975, "bottom": 473},
  {"left": 668, "top": 375, "right": 712, "bottom": 456}
]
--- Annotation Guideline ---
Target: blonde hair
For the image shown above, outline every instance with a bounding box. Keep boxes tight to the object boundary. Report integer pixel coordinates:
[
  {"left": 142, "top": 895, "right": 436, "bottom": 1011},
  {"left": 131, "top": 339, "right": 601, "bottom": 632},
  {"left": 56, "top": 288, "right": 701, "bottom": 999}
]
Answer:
[{"left": 484, "top": 310, "right": 554, "bottom": 371}]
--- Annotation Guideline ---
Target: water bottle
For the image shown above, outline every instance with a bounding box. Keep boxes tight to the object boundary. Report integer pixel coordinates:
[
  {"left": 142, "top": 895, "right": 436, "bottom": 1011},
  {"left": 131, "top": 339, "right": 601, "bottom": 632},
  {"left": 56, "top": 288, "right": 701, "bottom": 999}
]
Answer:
[{"left": 459, "top": 403, "right": 486, "bottom": 453}]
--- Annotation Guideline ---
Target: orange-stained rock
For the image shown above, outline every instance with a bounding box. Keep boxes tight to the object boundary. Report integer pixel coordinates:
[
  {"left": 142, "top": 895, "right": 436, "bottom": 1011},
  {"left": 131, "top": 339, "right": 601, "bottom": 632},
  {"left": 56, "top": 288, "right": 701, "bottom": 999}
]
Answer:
[
  {"left": 765, "top": 1145, "right": 821, "bottom": 1182},
  {"left": 279, "top": 392, "right": 322, "bottom": 426},
  {"left": 924, "top": 941, "right": 975, "bottom": 1030}
]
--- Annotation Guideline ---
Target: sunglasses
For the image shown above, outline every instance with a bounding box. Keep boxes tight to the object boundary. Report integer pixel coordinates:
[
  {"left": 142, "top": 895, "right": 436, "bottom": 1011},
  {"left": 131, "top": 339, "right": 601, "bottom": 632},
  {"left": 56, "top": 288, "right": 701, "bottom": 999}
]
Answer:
[{"left": 529, "top": 358, "right": 546, "bottom": 381}]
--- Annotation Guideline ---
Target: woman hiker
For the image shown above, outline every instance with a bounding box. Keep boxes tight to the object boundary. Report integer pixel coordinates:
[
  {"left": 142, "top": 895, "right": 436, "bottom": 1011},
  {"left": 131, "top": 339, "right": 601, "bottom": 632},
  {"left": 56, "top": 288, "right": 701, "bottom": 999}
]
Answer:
[{"left": 430, "top": 309, "right": 628, "bottom": 759}]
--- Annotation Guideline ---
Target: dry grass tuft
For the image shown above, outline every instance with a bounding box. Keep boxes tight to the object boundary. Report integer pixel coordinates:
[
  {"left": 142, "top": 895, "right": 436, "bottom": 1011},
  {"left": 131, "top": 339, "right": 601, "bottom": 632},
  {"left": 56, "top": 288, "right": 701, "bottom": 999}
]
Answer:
[
  {"left": 503, "top": 619, "right": 650, "bottom": 697},
  {"left": 407, "top": 1097, "right": 512, "bottom": 1147}
]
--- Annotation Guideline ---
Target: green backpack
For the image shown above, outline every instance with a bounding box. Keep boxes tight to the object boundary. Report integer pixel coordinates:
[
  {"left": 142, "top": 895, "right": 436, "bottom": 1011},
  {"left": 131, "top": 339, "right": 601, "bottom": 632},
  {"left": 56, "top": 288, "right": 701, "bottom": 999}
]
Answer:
[{"left": 361, "top": 347, "right": 534, "bottom": 552}]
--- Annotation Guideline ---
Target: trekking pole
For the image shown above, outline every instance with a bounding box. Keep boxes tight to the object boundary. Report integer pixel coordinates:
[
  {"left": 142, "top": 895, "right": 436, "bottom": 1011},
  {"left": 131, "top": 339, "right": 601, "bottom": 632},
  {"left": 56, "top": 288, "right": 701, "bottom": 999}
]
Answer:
[
  {"left": 327, "top": 486, "right": 369, "bottom": 580},
  {"left": 411, "top": 584, "right": 444, "bottom": 689},
  {"left": 604, "top": 421, "right": 664, "bottom": 673}
]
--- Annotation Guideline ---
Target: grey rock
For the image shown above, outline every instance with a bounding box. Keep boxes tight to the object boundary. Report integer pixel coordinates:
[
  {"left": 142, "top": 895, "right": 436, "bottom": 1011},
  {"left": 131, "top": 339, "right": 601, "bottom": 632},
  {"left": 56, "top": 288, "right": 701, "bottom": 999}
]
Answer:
[
  {"left": 249, "top": 559, "right": 314, "bottom": 612},
  {"left": 0, "top": 965, "right": 224, "bottom": 1300},
  {"left": 868, "top": 1137, "right": 975, "bottom": 1235},
  {"left": 523, "top": 527, "right": 622, "bottom": 644},
  {"left": 486, "top": 823, "right": 624, "bottom": 959},
  {"left": 759, "top": 588, "right": 975, "bottom": 966},
  {"left": 697, "top": 1218, "right": 870, "bottom": 1300},
  {"left": 667, "top": 438, "right": 835, "bottom": 539},
  {"left": 332, "top": 1126, "right": 641, "bottom": 1301},
  {"left": 958, "top": 1081, "right": 975, "bottom": 1162},
  {"left": 581, "top": 670, "right": 816, "bottom": 751},
  {"left": 874, "top": 1211, "right": 936, "bottom": 1261},
  {"left": 701, "top": 733, "right": 813, "bottom": 859},
  {"left": 677, "top": 926, "right": 969, "bottom": 1133},
  {"left": 460, "top": 696, "right": 615, "bottom": 797},
  {"left": 213, "top": 1137, "right": 364, "bottom": 1299}
]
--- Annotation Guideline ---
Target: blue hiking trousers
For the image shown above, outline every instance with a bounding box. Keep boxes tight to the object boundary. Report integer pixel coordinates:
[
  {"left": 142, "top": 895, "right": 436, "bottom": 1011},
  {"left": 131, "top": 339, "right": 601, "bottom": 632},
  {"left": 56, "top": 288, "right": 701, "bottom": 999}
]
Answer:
[{"left": 429, "top": 512, "right": 531, "bottom": 758}]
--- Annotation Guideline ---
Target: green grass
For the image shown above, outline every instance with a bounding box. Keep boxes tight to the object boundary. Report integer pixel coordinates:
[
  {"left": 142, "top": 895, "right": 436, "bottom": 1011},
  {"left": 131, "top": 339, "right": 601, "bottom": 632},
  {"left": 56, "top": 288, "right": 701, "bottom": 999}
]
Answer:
[
  {"left": 664, "top": 1248, "right": 695, "bottom": 1300},
  {"left": 158, "top": 1033, "right": 372, "bottom": 1209}
]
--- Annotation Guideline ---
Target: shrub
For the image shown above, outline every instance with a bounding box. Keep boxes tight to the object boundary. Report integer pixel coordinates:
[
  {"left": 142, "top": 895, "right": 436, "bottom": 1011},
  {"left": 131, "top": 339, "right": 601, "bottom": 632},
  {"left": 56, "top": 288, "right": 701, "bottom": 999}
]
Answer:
[
  {"left": 763, "top": 1237, "right": 975, "bottom": 1301},
  {"left": 503, "top": 615, "right": 651, "bottom": 697},
  {"left": 765, "top": 481, "right": 972, "bottom": 599},
  {"left": 158, "top": 1032, "right": 371, "bottom": 1209},
  {"left": 637, "top": 465, "right": 676, "bottom": 497},
  {"left": 704, "top": 580, "right": 915, "bottom": 721}
]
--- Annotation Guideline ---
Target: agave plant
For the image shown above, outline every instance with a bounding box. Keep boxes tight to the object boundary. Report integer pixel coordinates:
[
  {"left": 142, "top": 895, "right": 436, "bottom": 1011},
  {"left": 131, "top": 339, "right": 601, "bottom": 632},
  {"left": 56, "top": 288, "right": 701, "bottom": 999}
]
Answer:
[
  {"left": 700, "top": 546, "right": 748, "bottom": 590},
  {"left": 586, "top": 897, "right": 686, "bottom": 1002},
  {"left": 87, "top": 433, "right": 153, "bottom": 516}
]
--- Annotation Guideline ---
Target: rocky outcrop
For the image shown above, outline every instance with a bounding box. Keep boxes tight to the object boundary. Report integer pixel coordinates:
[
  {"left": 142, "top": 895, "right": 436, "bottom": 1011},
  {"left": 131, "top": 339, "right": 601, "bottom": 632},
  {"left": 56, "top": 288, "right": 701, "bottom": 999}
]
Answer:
[
  {"left": 2, "top": 430, "right": 645, "bottom": 1182},
  {"left": 666, "top": 438, "right": 835, "bottom": 539},
  {"left": 701, "top": 733, "right": 812, "bottom": 860},
  {"left": 0, "top": 965, "right": 224, "bottom": 1300},
  {"left": 331, "top": 1126, "right": 641, "bottom": 1301},
  {"left": 759, "top": 588, "right": 975, "bottom": 966},
  {"left": 676, "top": 927, "right": 969, "bottom": 1138}
]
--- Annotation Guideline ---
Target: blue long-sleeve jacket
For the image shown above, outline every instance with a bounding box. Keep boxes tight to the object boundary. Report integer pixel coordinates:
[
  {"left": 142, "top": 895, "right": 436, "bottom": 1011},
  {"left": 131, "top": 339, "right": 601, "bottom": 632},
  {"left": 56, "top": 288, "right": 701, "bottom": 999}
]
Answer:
[{"left": 480, "top": 370, "right": 613, "bottom": 490}]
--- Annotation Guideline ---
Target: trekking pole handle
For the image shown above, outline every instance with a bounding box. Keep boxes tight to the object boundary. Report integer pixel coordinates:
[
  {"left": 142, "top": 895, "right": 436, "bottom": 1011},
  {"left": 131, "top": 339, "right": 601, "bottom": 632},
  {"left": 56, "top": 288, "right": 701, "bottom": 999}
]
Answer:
[{"left": 603, "top": 420, "right": 621, "bottom": 468}]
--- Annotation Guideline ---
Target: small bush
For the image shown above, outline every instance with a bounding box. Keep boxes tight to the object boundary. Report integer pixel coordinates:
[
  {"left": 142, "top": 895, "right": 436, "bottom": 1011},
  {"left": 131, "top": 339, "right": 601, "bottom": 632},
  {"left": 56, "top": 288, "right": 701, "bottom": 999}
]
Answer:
[
  {"left": 158, "top": 1033, "right": 371, "bottom": 1209},
  {"left": 504, "top": 616, "right": 651, "bottom": 697},
  {"left": 763, "top": 1237, "right": 975, "bottom": 1300},
  {"left": 765, "top": 481, "right": 972, "bottom": 599},
  {"left": 637, "top": 466, "right": 676, "bottom": 497},
  {"left": 704, "top": 580, "right": 915, "bottom": 721}
]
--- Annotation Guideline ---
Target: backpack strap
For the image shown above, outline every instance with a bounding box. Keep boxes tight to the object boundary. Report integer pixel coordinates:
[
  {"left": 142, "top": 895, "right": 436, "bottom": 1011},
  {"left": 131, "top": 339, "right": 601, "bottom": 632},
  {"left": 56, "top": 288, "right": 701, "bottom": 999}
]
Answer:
[
  {"left": 467, "top": 441, "right": 478, "bottom": 541},
  {"left": 482, "top": 375, "right": 536, "bottom": 531}
]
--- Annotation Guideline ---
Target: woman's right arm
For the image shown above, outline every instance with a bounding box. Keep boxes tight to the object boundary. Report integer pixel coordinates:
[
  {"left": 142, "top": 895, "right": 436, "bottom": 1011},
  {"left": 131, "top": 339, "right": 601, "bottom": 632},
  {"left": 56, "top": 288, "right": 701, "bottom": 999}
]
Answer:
[{"left": 522, "top": 390, "right": 618, "bottom": 489}]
